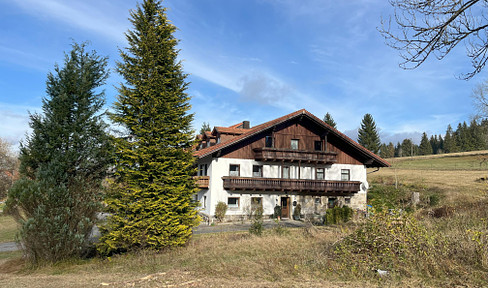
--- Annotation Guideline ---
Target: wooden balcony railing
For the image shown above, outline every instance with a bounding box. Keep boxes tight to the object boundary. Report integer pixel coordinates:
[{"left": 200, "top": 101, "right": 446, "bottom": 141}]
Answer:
[
  {"left": 194, "top": 176, "right": 209, "bottom": 189},
  {"left": 222, "top": 176, "right": 360, "bottom": 194},
  {"left": 253, "top": 147, "right": 337, "bottom": 164}
]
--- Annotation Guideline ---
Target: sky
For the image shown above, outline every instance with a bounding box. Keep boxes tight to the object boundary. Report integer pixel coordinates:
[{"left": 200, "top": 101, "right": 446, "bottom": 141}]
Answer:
[{"left": 0, "top": 0, "right": 485, "bottom": 151}]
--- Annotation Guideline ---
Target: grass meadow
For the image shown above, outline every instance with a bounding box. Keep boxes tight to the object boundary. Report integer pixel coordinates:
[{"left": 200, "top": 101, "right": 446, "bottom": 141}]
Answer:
[{"left": 0, "top": 152, "right": 487, "bottom": 287}]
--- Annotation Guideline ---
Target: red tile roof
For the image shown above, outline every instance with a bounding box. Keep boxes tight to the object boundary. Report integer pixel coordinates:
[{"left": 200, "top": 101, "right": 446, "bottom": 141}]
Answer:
[{"left": 194, "top": 109, "right": 390, "bottom": 167}]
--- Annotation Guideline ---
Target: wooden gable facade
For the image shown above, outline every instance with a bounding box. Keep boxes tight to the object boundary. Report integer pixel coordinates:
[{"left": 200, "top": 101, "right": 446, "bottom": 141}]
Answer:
[{"left": 196, "top": 110, "right": 388, "bottom": 168}]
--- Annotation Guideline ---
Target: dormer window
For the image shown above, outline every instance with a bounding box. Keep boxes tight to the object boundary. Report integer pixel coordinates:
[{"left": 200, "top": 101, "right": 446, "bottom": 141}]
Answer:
[{"left": 291, "top": 139, "right": 299, "bottom": 150}]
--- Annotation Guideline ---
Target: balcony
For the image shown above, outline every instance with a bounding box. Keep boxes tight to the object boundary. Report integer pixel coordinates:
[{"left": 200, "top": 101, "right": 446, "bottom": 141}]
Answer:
[
  {"left": 253, "top": 147, "right": 337, "bottom": 164},
  {"left": 194, "top": 176, "right": 209, "bottom": 189},
  {"left": 222, "top": 176, "right": 360, "bottom": 195}
]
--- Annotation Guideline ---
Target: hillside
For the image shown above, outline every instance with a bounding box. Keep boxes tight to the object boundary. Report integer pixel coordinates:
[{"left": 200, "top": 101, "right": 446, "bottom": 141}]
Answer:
[{"left": 384, "top": 150, "right": 488, "bottom": 170}]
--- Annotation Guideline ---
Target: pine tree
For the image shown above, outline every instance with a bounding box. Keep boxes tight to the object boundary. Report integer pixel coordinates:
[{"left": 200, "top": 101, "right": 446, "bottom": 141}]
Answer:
[
  {"left": 323, "top": 112, "right": 337, "bottom": 129},
  {"left": 401, "top": 138, "right": 414, "bottom": 157},
  {"left": 199, "top": 122, "right": 211, "bottom": 135},
  {"left": 357, "top": 113, "right": 381, "bottom": 154},
  {"left": 394, "top": 142, "right": 402, "bottom": 157},
  {"left": 437, "top": 135, "right": 444, "bottom": 154},
  {"left": 444, "top": 125, "right": 457, "bottom": 153},
  {"left": 6, "top": 43, "right": 111, "bottom": 263},
  {"left": 99, "top": 0, "right": 199, "bottom": 255},
  {"left": 419, "top": 132, "right": 433, "bottom": 155}
]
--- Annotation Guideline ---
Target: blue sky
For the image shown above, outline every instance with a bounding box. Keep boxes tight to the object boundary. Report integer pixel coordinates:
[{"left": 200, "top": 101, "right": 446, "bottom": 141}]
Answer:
[{"left": 0, "top": 0, "right": 484, "bottom": 150}]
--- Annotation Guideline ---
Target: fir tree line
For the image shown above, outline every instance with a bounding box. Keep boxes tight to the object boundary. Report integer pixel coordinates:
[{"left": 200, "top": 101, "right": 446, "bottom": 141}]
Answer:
[{"left": 379, "top": 119, "right": 488, "bottom": 158}]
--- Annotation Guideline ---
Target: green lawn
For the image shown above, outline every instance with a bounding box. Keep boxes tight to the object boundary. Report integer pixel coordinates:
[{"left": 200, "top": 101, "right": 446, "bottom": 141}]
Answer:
[
  {"left": 388, "top": 153, "right": 488, "bottom": 170},
  {"left": 0, "top": 215, "right": 17, "bottom": 243}
]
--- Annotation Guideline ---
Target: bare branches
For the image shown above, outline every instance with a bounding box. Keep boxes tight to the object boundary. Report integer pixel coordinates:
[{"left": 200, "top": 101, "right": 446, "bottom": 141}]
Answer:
[{"left": 379, "top": 0, "right": 488, "bottom": 79}]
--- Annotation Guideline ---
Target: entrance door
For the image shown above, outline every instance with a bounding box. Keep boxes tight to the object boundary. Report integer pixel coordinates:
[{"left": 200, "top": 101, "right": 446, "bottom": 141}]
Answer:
[{"left": 281, "top": 197, "right": 290, "bottom": 218}]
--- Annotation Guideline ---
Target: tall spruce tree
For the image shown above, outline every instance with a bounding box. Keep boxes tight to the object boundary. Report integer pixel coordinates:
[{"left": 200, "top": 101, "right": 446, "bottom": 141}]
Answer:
[
  {"left": 419, "top": 132, "right": 433, "bottom": 155},
  {"left": 6, "top": 43, "right": 111, "bottom": 263},
  {"left": 99, "top": 0, "right": 198, "bottom": 255},
  {"left": 357, "top": 113, "right": 381, "bottom": 154},
  {"left": 323, "top": 112, "right": 337, "bottom": 129}
]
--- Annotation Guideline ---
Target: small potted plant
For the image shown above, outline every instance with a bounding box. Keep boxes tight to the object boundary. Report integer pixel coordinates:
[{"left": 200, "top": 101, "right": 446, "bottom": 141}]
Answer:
[{"left": 274, "top": 204, "right": 282, "bottom": 220}]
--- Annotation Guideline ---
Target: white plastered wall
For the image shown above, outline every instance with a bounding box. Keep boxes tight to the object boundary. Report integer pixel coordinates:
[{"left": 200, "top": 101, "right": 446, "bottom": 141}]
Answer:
[{"left": 196, "top": 157, "right": 369, "bottom": 218}]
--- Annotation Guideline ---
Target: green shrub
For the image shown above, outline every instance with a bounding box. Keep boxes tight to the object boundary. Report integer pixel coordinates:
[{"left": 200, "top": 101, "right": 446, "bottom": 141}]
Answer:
[
  {"left": 273, "top": 205, "right": 282, "bottom": 219},
  {"left": 215, "top": 201, "right": 228, "bottom": 222},
  {"left": 428, "top": 194, "right": 440, "bottom": 206},
  {"left": 323, "top": 206, "right": 353, "bottom": 225},
  {"left": 249, "top": 206, "right": 264, "bottom": 236}
]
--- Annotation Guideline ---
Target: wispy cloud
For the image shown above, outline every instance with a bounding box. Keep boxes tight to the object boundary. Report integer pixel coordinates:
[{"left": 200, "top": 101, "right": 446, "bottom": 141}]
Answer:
[{"left": 11, "top": 0, "right": 128, "bottom": 43}]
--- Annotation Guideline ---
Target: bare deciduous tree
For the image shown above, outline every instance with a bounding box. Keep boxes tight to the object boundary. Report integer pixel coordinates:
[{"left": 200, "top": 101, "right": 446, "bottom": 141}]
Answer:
[
  {"left": 380, "top": 0, "right": 488, "bottom": 79},
  {"left": 0, "top": 138, "right": 18, "bottom": 200}
]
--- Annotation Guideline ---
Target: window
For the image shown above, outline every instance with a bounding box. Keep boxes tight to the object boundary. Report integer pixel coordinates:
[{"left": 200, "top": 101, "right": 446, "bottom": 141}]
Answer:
[
  {"left": 316, "top": 168, "right": 325, "bottom": 180},
  {"left": 314, "top": 140, "right": 322, "bottom": 151},
  {"left": 341, "top": 169, "right": 350, "bottom": 181},
  {"left": 282, "top": 166, "right": 290, "bottom": 179},
  {"left": 253, "top": 165, "right": 263, "bottom": 177},
  {"left": 199, "top": 164, "right": 208, "bottom": 176},
  {"left": 315, "top": 197, "right": 321, "bottom": 204},
  {"left": 229, "top": 164, "right": 240, "bottom": 176},
  {"left": 265, "top": 136, "right": 273, "bottom": 148},
  {"left": 251, "top": 197, "right": 263, "bottom": 210},
  {"left": 203, "top": 196, "right": 207, "bottom": 208},
  {"left": 228, "top": 197, "right": 239, "bottom": 208},
  {"left": 344, "top": 197, "right": 351, "bottom": 205},
  {"left": 291, "top": 139, "right": 299, "bottom": 150},
  {"left": 328, "top": 197, "right": 336, "bottom": 208}
]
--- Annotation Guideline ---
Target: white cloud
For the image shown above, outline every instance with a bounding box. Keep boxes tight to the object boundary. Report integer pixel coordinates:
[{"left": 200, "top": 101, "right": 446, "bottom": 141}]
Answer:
[{"left": 11, "top": 0, "right": 128, "bottom": 43}]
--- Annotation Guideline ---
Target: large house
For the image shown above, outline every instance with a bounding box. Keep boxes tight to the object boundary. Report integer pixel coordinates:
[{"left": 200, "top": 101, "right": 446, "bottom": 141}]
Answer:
[{"left": 193, "top": 109, "right": 389, "bottom": 221}]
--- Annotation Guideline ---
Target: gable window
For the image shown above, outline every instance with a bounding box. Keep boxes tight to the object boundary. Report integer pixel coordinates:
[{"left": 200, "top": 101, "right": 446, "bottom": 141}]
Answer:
[
  {"left": 265, "top": 136, "right": 273, "bottom": 148},
  {"left": 341, "top": 169, "right": 350, "bottom": 181},
  {"left": 228, "top": 197, "right": 240, "bottom": 208},
  {"left": 314, "top": 140, "right": 322, "bottom": 151},
  {"left": 282, "top": 166, "right": 290, "bottom": 179},
  {"left": 291, "top": 139, "right": 299, "bottom": 150},
  {"left": 229, "top": 164, "right": 240, "bottom": 177},
  {"left": 253, "top": 165, "right": 263, "bottom": 177},
  {"left": 316, "top": 168, "right": 325, "bottom": 180}
]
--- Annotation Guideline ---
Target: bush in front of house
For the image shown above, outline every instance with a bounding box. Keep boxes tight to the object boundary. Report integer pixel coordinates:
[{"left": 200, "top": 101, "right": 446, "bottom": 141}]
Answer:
[
  {"left": 249, "top": 206, "right": 264, "bottom": 236},
  {"left": 273, "top": 205, "right": 282, "bottom": 219},
  {"left": 293, "top": 203, "right": 301, "bottom": 220},
  {"left": 323, "top": 206, "right": 354, "bottom": 225},
  {"left": 215, "top": 201, "right": 228, "bottom": 222}
]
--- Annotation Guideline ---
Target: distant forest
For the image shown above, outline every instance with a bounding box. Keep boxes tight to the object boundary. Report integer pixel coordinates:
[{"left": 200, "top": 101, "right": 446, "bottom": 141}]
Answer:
[{"left": 379, "top": 119, "right": 488, "bottom": 158}]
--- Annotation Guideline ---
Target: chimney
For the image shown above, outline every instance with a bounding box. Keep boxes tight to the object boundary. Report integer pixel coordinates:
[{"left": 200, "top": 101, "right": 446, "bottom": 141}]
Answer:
[{"left": 242, "top": 121, "right": 250, "bottom": 129}]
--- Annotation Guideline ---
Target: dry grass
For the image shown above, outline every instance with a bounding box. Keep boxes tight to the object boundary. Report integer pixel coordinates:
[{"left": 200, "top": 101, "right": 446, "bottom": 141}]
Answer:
[
  {"left": 369, "top": 168, "right": 488, "bottom": 203},
  {"left": 0, "top": 228, "right": 384, "bottom": 288}
]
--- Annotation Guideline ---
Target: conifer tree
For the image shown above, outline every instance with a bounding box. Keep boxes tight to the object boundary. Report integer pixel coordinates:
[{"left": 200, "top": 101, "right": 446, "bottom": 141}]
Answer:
[
  {"left": 419, "top": 132, "right": 433, "bottom": 155},
  {"left": 99, "top": 0, "right": 198, "bottom": 255},
  {"left": 6, "top": 43, "right": 111, "bottom": 263},
  {"left": 323, "top": 112, "right": 337, "bottom": 129},
  {"left": 357, "top": 113, "right": 381, "bottom": 154},
  {"left": 444, "top": 125, "right": 457, "bottom": 153},
  {"left": 199, "top": 122, "right": 211, "bottom": 135}
]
